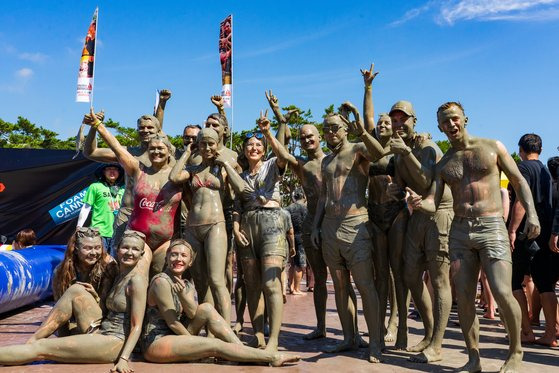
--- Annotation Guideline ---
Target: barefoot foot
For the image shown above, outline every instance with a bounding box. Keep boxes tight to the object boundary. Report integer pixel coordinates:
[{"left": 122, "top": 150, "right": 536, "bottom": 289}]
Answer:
[
  {"left": 270, "top": 354, "right": 301, "bottom": 367},
  {"left": 322, "top": 339, "right": 358, "bottom": 353},
  {"left": 355, "top": 334, "right": 369, "bottom": 348},
  {"left": 368, "top": 342, "right": 383, "bottom": 363},
  {"left": 499, "top": 351, "right": 523, "bottom": 373},
  {"left": 248, "top": 335, "right": 266, "bottom": 349},
  {"left": 233, "top": 322, "right": 243, "bottom": 335},
  {"left": 534, "top": 335, "right": 558, "bottom": 347},
  {"left": 520, "top": 331, "right": 535, "bottom": 344},
  {"left": 409, "top": 346, "right": 442, "bottom": 363},
  {"left": 303, "top": 328, "right": 326, "bottom": 340},
  {"left": 394, "top": 328, "right": 408, "bottom": 350},
  {"left": 455, "top": 359, "right": 481, "bottom": 372},
  {"left": 407, "top": 338, "right": 431, "bottom": 352},
  {"left": 384, "top": 326, "right": 397, "bottom": 343}
]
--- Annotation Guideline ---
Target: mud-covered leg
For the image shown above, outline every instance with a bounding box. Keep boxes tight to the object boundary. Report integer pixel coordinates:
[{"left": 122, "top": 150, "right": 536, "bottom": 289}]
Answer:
[
  {"left": 303, "top": 241, "right": 328, "bottom": 340},
  {"left": 388, "top": 211, "right": 410, "bottom": 349},
  {"left": 27, "top": 284, "right": 102, "bottom": 343},
  {"left": 187, "top": 303, "right": 241, "bottom": 344},
  {"left": 144, "top": 335, "right": 300, "bottom": 366},
  {"left": 351, "top": 259, "right": 382, "bottom": 363},
  {"left": 0, "top": 334, "right": 122, "bottom": 365},
  {"left": 323, "top": 268, "right": 357, "bottom": 353},
  {"left": 453, "top": 258, "right": 482, "bottom": 373},
  {"left": 261, "top": 256, "right": 285, "bottom": 352},
  {"left": 233, "top": 247, "right": 247, "bottom": 334},
  {"left": 370, "top": 222, "right": 389, "bottom": 345},
  {"left": 484, "top": 258, "right": 523, "bottom": 373},
  {"left": 206, "top": 223, "right": 232, "bottom": 326},
  {"left": 242, "top": 258, "right": 266, "bottom": 348}
]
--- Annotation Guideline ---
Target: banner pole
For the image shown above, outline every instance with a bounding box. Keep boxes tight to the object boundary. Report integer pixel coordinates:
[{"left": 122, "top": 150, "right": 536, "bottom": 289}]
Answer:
[
  {"left": 90, "top": 6, "right": 99, "bottom": 109},
  {"left": 229, "top": 14, "right": 234, "bottom": 149}
]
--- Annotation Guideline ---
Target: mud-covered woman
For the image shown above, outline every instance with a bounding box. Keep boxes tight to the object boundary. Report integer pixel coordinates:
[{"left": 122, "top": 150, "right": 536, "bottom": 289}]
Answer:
[
  {"left": 142, "top": 239, "right": 299, "bottom": 366},
  {"left": 0, "top": 230, "right": 150, "bottom": 373},
  {"left": 83, "top": 108, "right": 182, "bottom": 278},
  {"left": 169, "top": 128, "right": 245, "bottom": 325}
]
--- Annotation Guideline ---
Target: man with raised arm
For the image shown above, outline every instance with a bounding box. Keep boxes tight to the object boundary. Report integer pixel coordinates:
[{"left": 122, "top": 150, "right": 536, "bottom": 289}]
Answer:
[
  {"left": 264, "top": 90, "right": 371, "bottom": 343},
  {"left": 83, "top": 89, "right": 173, "bottom": 252},
  {"left": 311, "top": 102, "right": 385, "bottom": 363},
  {"left": 407, "top": 102, "right": 540, "bottom": 373},
  {"left": 389, "top": 99, "right": 453, "bottom": 363}
]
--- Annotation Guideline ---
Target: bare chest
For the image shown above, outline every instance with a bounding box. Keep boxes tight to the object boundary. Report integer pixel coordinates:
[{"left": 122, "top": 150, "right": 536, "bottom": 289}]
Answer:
[{"left": 441, "top": 149, "right": 495, "bottom": 184}]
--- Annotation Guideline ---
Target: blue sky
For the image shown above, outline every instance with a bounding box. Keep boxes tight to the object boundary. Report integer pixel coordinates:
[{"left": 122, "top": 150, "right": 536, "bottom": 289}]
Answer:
[{"left": 1, "top": 0, "right": 558, "bottom": 161}]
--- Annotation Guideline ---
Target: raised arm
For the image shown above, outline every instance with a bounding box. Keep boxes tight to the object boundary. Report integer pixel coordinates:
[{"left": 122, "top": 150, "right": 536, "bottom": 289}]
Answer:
[
  {"left": 211, "top": 95, "right": 227, "bottom": 117},
  {"left": 360, "top": 63, "right": 379, "bottom": 134},
  {"left": 112, "top": 275, "right": 147, "bottom": 373},
  {"left": 154, "top": 89, "right": 171, "bottom": 128},
  {"left": 342, "top": 101, "right": 385, "bottom": 161},
  {"left": 215, "top": 151, "right": 247, "bottom": 195},
  {"left": 257, "top": 110, "right": 297, "bottom": 170},
  {"left": 498, "top": 141, "right": 540, "bottom": 240},
  {"left": 265, "top": 90, "right": 297, "bottom": 148},
  {"left": 169, "top": 144, "right": 192, "bottom": 184},
  {"left": 82, "top": 111, "right": 120, "bottom": 163},
  {"left": 83, "top": 109, "right": 139, "bottom": 177}
]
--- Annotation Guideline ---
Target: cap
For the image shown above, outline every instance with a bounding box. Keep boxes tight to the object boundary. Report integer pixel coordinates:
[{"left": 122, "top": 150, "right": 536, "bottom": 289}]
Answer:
[{"left": 389, "top": 100, "right": 416, "bottom": 117}]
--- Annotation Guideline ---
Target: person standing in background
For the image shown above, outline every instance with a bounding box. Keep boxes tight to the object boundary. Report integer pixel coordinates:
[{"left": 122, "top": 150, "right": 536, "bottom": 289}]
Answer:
[{"left": 77, "top": 164, "right": 125, "bottom": 254}]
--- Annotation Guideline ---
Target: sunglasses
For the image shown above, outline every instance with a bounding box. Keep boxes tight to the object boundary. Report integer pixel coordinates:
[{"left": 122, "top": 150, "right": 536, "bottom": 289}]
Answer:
[
  {"left": 244, "top": 132, "right": 264, "bottom": 140},
  {"left": 122, "top": 230, "right": 146, "bottom": 241},
  {"left": 323, "top": 125, "right": 343, "bottom": 134},
  {"left": 75, "top": 226, "right": 101, "bottom": 238}
]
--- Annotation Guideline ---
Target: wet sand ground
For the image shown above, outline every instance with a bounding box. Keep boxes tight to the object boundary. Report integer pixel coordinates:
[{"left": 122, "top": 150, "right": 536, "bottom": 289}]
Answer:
[{"left": 1, "top": 283, "right": 557, "bottom": 372}]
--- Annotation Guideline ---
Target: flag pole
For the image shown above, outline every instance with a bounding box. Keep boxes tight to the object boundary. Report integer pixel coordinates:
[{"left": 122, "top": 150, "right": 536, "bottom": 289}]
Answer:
[
  {"left": 90, "top": 6, "right": 99, "bottom": 110},
  {"left": 229, "top": 14, "right": 234, "bottom": 149}
]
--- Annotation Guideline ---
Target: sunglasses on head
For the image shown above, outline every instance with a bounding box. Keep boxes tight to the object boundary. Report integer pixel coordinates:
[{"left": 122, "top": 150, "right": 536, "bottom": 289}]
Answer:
[
  {"left": 75, "top": 226, "right": 100, "bottom": 237},
  {"left": 244, "top": 132, "right": 264, "bottom": 140}
]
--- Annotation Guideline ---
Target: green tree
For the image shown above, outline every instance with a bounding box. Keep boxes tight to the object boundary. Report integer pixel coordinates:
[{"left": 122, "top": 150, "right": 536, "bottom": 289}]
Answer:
[
  {"left": 0, "top": 117, "right": 75, "bottom": 149},
  {"left": 435, "top": 140, "right": 451, "bottom": 154},
  {"left": 510, "top": 152, "right": 521, "bottom": 163}
]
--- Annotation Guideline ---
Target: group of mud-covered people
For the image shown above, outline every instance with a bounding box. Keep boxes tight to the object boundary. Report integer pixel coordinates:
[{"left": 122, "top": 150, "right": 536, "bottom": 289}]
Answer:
[{"left": 0, "top": 64, "right": 551, "bottom": 373}]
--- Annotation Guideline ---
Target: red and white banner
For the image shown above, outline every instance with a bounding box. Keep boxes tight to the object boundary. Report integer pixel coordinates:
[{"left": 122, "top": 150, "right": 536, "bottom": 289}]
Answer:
[
  {"left": 76, "top": 8, "right": 98, "bottom": 103},
  {"left": 219, "top": 15, "right": 232, "bottom": 108}
]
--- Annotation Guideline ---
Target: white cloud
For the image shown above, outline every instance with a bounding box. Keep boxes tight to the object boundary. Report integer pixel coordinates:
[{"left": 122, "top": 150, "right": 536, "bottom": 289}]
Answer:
[
  {"left": 390, "top": 1, "right": 437, "bottom": 27},
  {"left": 16, "top": 68, "right": 33, "bottom": 78},
  {"left": 439, "top": 0, "right": 559, "bottom": 24},
  {"left": 392, "top": 0, "right": 559, "bottom": 26},
  {"left": 0, "top": 68, "right": 34, "bottom": 93},
  {"left": 0, "top": 39, "right": 49, "bottom": 63}
]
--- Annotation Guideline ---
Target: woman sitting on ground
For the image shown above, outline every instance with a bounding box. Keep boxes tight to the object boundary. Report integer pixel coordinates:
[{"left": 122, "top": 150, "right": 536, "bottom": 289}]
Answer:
[
  {"left": 0, "top": 230, "right": 150, "bottom": 373},
  {"left": 142, "top": 239, "right": 299, "bottom": 366},
  {"left": 28, "top": 227, "right": 118, "bottom": 342}
]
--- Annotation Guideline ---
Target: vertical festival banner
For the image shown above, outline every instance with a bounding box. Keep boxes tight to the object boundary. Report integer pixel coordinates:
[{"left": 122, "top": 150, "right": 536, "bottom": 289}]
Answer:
[
  {"left": 219, "top": 15, "right": 232, "bottom": 108},
  {"left": 76, "top": 8, "right": 98, "bottom": 103}
]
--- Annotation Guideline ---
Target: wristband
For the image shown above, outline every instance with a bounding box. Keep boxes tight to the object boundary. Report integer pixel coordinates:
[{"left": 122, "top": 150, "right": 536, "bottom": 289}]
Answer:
[
  {"left": 92, "top": 118, "right": 102, "bottom": 129},
  {"left": 365, "top": 85, "right": 372, "bottom": 90},
  {"left": 119, "top": 356, "right": 129, "bottom": 362}
]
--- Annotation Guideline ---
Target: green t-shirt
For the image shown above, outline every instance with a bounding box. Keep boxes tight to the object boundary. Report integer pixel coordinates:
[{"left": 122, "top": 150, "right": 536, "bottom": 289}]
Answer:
[{"left": 83, "top": 182, "right": 125, "bottom": 237}]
